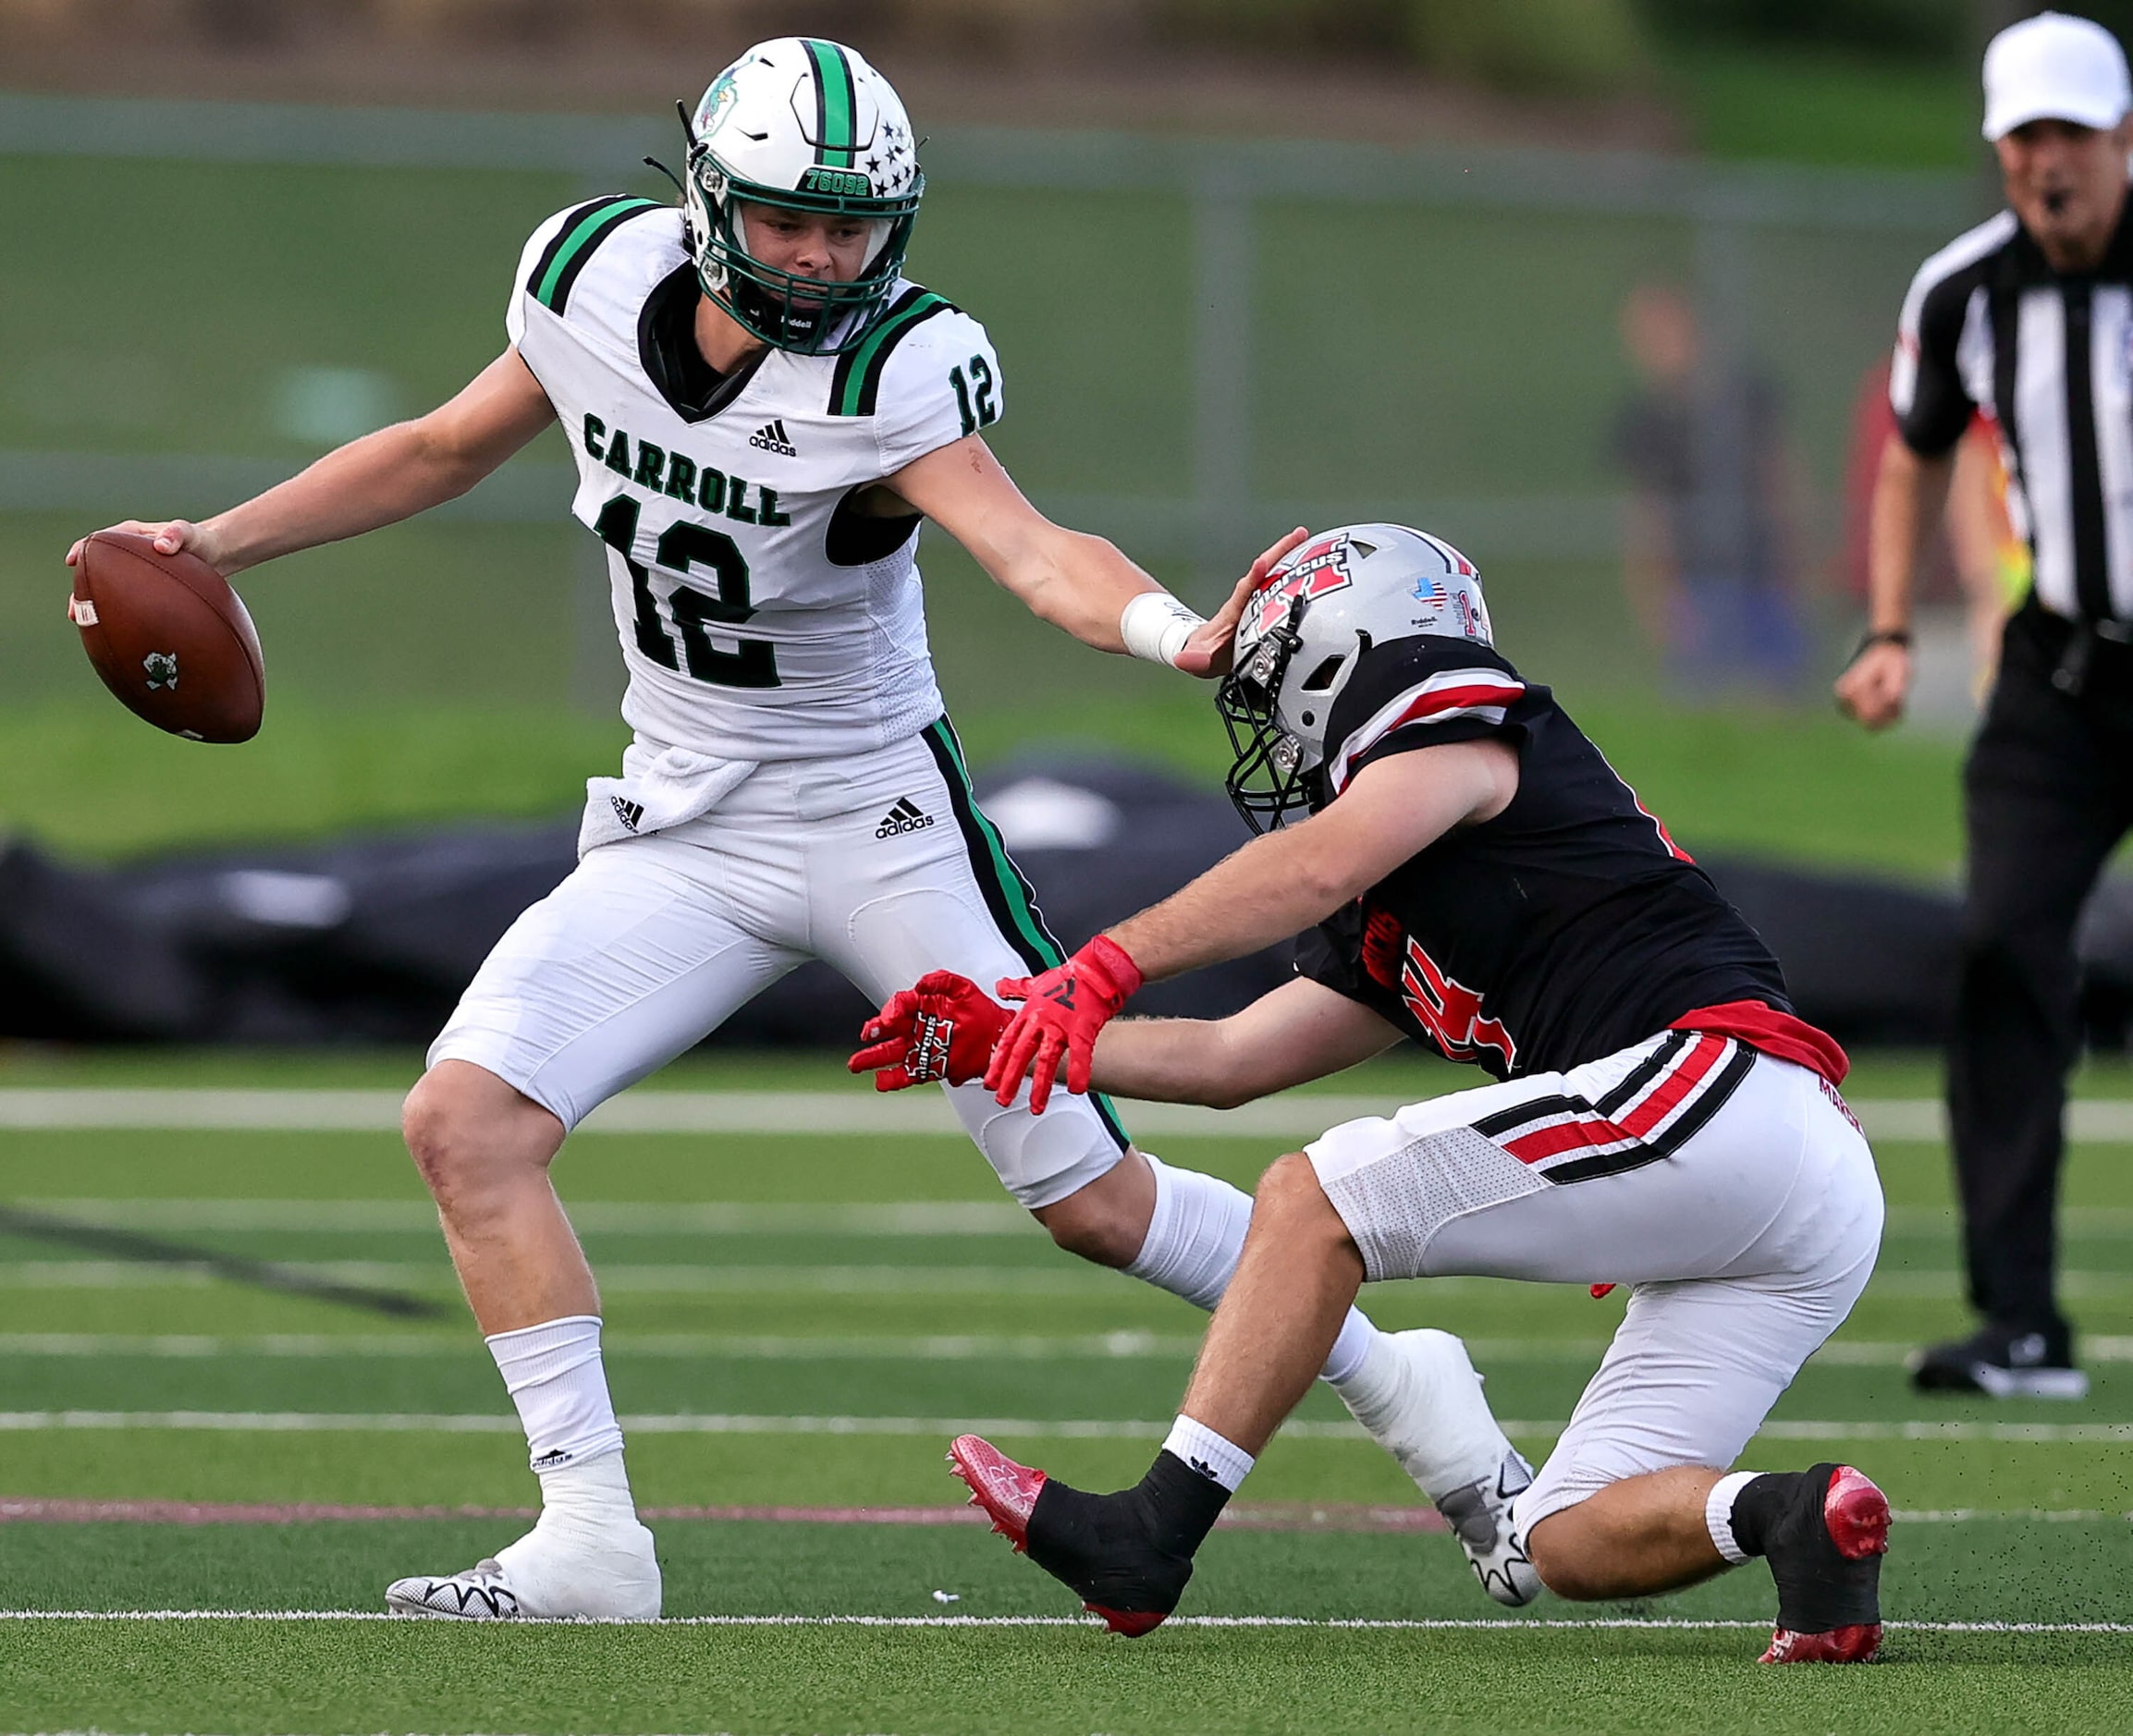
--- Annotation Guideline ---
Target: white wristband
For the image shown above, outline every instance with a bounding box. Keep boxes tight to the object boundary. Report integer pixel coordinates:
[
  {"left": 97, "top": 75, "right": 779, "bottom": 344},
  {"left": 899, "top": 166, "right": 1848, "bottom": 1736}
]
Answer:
[{"left": 1120, "top": 590, "right": 1207, "bottom": 667}]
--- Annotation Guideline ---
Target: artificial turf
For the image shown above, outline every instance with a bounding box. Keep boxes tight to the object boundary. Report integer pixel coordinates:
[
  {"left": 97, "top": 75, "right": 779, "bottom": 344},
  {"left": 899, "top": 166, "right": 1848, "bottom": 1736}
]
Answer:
[
  {"left": 6, "top": 1620, "right": 2129, "bottom": 1736},
  {"left": 2, "top": 1051, "right": 2131, "bottom": 1731}
]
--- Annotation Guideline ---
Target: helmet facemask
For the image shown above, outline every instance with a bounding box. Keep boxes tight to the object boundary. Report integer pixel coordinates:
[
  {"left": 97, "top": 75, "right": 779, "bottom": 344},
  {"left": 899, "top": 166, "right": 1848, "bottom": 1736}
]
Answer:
[
  {"left": 1219, "top": 601, "right": 1318, "bottom": 833},
  {"left": 680, "top": 113, "right": 922, "bottom": 356},
  {"left": 1219, "top": 520, "right": 1488, "bottom": 832}
]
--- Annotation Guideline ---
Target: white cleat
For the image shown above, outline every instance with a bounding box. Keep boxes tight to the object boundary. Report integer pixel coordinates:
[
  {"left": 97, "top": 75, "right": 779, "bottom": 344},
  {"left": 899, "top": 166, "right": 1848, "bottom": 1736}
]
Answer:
[
  {"left": 386, "top": 1557, "right": 524, "bottom": 1620},
  {"left": 1432, "top": 1446, "right": 1542, "bottom": 1608},
  {"left": 386, "top": 1518, "right": 661, "bottom": 1620},
  {"left": 1340, "top": 1326, "right": 1543, "bottom": 1608}
]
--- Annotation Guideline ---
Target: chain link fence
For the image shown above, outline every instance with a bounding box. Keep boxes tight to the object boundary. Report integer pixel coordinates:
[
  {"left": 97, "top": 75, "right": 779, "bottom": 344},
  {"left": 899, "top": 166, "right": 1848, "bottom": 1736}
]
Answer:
[{"left": 0, "top": 92, "right": 1984, "bottom": 717}]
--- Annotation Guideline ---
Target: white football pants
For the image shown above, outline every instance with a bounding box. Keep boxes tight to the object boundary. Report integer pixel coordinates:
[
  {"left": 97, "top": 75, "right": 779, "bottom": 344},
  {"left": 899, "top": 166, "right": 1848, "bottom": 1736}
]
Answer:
[
  {"left": 431, "top": 720, "right": 1131, "bottom": 1207},
  {"left": 1306, "top": 1032, "right": 1883, "bottom": 1532}
]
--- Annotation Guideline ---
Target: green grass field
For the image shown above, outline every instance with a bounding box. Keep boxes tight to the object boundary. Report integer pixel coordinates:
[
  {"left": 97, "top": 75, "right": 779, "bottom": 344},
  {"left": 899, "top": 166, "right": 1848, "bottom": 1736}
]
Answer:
[{"left": 2, "top": 1047, "right": 2130, "bottom": 1731}]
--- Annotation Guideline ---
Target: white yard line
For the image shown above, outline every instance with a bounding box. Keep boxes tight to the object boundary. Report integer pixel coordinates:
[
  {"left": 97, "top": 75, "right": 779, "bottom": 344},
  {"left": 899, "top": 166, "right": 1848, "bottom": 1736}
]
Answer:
[
  {"left": 21, "top": 1195, "right": 2133, "bottom": 1237},
  {"left": 0, "top": 1330, "right": 1208, "bottom": 1360},
  {"left": 3, "top": 1087, "right": 2132, "bottom": 1142},
  {"left": 6, "top": 1330, "right": 2133, "bottom": 1367},
  {"left": 10, "top": 1257, "right": 2132, "bottom": 1302},
  {"left": 14, "top": 1193, "right": 2133, "bottom": 1238},
  {"left": 6, "top": 1198, "right": 1036, "bottom": 1234},
  {"left": 0, "top": 1608, "right": 2126, "bottom": 1632},
  {"left": 0, "top": 1262, "right": 1124, "bottom": 1295},
  {"left": 0, "top": 1410, "right": 2130, "bottom": 1443}
]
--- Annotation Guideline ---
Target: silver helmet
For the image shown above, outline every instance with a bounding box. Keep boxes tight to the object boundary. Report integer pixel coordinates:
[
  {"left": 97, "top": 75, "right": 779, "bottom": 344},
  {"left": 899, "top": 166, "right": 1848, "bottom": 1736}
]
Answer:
[{"left": 1218, "top": 522, "right": 1492, "bottom": 831}]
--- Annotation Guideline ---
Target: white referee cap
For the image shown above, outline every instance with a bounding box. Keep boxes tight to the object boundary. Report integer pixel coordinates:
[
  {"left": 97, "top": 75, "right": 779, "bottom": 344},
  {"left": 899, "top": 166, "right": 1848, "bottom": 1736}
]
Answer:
[{"left": 1982, "top": 11, "right": 2132, "bottom": 141}]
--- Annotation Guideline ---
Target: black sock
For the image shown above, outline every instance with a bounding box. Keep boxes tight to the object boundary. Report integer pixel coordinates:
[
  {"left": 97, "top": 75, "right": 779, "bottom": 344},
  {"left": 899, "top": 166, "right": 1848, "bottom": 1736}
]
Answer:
[
  {"left": 1727, "top": 1463, "right": 1881, "bottom": 1633},
  {"left": 1726, "top": 1470, "right": 1803, "bottom": 1559},
  {"left": 1024, "top": 1449, "right": 1231, "bottom": 1616}
]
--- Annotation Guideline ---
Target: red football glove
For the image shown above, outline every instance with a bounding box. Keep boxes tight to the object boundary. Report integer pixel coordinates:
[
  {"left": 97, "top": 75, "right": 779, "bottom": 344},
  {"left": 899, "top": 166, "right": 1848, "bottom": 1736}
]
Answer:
[
  {"left": 985, "top": 935, "right": 1145, "bottom": 1114},
  {"left": 1360, "top": 901, "right": 1406, "bottom": 991},
  {"left": 849, "top": 971, "right": 1011, "bottom": 1092}
]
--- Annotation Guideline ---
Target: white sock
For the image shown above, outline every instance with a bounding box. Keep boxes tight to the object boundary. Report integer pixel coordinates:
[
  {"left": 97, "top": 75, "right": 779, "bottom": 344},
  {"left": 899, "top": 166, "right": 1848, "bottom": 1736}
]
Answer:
[
  {"left": 1124, "top": 1153, "right": 1381, "bottom": 1388},
  {"left": 528, "top": 1447, "right": 642, "bottom": 1542},
  {"left": 1705, "top": 1470, "right": 1761, "bottom": 1565},
  {"left": 1335, "top": 1326, "right": 1513, "bottom": 1501},
  {"left": 1124, "top": 1153, "right": 1249, "bottom": 1311},
  {"left": 1163, "top": 1414, "right": 1256, "bottom": 1493},
  {"left": 486, "top": 1314, "right": 626, "bottom": 1473}
]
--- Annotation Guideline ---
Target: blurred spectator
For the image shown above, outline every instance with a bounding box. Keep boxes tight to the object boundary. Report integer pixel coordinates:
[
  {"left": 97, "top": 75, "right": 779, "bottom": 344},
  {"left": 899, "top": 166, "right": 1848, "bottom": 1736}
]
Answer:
[
  {"left": 1839, "top": 358, "right": 2032, "bottom": 701},
  {"left": 1609, "top": 281, "right": 1805, "bottom": 697}
]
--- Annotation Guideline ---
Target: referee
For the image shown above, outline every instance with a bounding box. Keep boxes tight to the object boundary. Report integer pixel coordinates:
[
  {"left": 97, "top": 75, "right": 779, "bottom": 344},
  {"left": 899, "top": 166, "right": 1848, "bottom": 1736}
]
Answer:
[{"left": 1837, "top": 11, "right": 2133, "bottom": 1400}]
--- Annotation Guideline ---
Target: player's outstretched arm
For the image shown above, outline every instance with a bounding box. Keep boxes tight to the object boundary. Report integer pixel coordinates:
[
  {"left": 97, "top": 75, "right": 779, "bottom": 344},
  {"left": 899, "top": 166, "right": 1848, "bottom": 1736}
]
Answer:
[
  {"left": 850, "top": 971, "right": 1397, "bottom": 1108},
  {"left": 1108, "top": 738, "right": 1520, "bottom": 985},
  {"left": 65, "top": 348, "right": 556, "bottom": 579},
  {"left": 888, "top": 434, "right": 1286, "bottom": 677},
  {"left": 985, "top": 738, "right": 1518, "bottom": 1109},
  {"left": 1088, "top": 979, "right": 1402, "bottom": 1109}
]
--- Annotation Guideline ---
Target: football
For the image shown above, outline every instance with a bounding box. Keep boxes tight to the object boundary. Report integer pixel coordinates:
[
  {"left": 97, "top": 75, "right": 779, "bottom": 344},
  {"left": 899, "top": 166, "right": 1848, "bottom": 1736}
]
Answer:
[{"left": 69, "top": 531, "right": 265, "bottom": 743}]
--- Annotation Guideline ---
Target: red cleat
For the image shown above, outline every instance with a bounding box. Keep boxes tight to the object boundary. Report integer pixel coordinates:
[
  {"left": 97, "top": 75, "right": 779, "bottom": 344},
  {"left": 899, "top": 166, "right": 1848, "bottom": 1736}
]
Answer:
[
  {"left": 1760, "top": 1464, "right": 1890, "bottom": 1665},
  {"left": 1761, "top": 1623, "right": 1882, "bottom": 1664},
  {"left": 948, "top": 1434, "right": 1046, "bottom": 1554},
  {"left": 1823, "top": 1464, "right": 1892, "bottom": 1560},
  {"left": 945, "top": 1435, "right": 1179, "bottom": 1636},
  {"left": 1085, "top": 1604, "right": 1168, "bottom": 1637}
]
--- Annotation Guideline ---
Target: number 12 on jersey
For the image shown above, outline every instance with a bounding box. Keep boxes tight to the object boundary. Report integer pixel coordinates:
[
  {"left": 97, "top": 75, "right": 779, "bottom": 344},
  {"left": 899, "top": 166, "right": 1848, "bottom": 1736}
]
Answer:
[
  {"left": 595, "top": 493, "right": 779, "bottom": 689},
  {"left": 950, "top": 355, "right": 998, "bottom": 438}
]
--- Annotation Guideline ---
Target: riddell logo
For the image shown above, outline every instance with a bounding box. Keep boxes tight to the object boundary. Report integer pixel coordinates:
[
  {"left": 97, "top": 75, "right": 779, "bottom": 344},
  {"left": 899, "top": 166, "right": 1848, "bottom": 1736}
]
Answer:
[
  {"left": 749, "top": 418, "right": 799, "bottom": 458},
  {"left": 876, "top": 797, "right": 934, "bottom": 837}
]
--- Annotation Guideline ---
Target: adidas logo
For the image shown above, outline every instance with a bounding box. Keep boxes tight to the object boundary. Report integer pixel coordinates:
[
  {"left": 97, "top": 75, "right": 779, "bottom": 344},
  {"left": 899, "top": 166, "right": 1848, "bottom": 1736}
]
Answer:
[
  {"left": 530, "top": 1449, "right": 571, "bottom": 1470},
  {"left": 610, "top": 795, "right": 645, "bottom": 832},
  {"left": 875, "top": 796, "right": 935, "bottom": 838},
  {"left": 748, "top": 418, "right": 799, "bottom": 458}
]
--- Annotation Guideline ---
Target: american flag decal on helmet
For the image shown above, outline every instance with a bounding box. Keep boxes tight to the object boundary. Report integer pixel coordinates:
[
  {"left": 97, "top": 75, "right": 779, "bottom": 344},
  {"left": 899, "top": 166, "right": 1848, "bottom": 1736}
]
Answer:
[{"left": 1469, "top": 1032, "right": 1756, "bottom": 1184}]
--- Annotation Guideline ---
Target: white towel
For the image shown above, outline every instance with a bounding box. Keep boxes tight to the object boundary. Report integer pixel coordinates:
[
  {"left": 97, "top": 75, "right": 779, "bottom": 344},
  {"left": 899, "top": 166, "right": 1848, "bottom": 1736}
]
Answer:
[{"left": 577, "top": 743, "right": 758, "bottom": 856}]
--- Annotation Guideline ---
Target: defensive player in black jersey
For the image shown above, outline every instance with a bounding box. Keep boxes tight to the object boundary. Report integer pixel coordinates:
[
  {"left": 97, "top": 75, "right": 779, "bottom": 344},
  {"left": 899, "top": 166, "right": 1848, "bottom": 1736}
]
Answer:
[{"left": 853, "top": 524, "right": 1891, "bottom": 1663}]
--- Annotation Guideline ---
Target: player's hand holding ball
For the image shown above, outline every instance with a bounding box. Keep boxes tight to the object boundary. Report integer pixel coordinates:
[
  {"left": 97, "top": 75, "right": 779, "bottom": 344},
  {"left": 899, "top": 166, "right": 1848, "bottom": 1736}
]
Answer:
[
  {"left": 65, "top": 522, "right": 264, "bottom": 743},
  {"left": 986, "top": 935, "right": 1143, "bottom": 1114},
  {"left": 850, "top": 971, "right": 1011, "bottom": 1091}
]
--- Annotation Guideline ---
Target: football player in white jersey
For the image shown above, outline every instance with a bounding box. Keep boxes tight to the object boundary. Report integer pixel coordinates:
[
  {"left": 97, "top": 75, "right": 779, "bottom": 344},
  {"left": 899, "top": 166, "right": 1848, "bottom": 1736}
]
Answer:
[{"left": 67, "top": 39, "right": 1521, "bottom": 1620}]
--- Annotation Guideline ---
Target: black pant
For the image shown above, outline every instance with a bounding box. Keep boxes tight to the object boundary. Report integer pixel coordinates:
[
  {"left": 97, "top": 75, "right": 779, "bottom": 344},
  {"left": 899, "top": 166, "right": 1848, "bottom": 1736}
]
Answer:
[{"left": 1951, "top": 600, "right": 2133, "bottom": 1336}]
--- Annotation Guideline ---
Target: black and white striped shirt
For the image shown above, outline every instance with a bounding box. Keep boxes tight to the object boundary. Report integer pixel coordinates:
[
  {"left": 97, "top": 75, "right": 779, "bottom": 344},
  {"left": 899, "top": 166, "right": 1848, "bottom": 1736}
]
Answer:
[{"left": 1893, "top": 202, "right": 2133, "bottom": 624}]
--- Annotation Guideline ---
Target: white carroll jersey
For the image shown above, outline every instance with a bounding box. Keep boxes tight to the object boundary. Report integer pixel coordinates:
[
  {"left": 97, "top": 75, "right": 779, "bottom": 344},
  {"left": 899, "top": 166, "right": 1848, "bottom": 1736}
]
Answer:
[{"left": 507, "top": 196, "right": 1005, "bottom": 759}]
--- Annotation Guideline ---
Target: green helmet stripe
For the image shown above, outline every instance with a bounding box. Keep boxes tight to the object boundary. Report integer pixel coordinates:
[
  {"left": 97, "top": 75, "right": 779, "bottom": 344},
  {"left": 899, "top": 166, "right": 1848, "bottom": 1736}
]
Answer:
[
  {"left": 918, "top": 716, "right": 1133, "bottom": 1152},
  {"left": 803, "top": 38, "right": 858, "bottom": 166},
  {"left": 829, "top": 287, "right": 953, "bottom": 416},
  {"left": 532, "top": 195, "right": 660, "bottom": 312}
]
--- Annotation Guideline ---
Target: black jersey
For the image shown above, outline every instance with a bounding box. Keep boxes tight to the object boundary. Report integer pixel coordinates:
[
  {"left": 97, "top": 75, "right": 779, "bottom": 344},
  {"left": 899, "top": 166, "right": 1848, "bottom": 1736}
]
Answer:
[{"left": 1295, "top": 635, "right": 1798, "bottom": 1081}]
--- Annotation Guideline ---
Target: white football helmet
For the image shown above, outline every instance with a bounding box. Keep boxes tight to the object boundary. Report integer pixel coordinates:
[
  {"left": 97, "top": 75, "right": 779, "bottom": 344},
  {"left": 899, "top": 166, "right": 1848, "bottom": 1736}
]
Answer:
[
  {"left": 1218, "top": 522, "right": 1493, "bottom": 830},
  {"left": 680, "top": 38, "right": 923, "bottom": 354}
]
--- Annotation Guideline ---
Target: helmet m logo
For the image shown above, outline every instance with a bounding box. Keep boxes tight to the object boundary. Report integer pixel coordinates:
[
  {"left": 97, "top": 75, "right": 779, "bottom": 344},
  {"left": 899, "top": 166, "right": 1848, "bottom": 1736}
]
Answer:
[{"left": 1244, "top": 534, "right": 1355, "bottom": 642}]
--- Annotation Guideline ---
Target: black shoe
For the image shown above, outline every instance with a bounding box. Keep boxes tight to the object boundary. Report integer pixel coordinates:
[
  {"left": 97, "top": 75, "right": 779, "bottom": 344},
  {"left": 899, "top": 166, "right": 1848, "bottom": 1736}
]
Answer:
[
  {"left": 949, "top": 1436, "right": 1220, "bottom": 1636},
  {"left": 1750, "top": 1464, "right": 1890, "bottom": 1664},
  {"left": 1910, "top": 1322, "right": 2089, "bottom": 1400}
]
